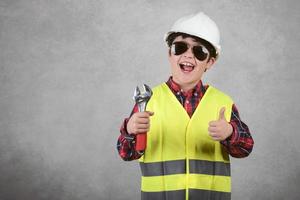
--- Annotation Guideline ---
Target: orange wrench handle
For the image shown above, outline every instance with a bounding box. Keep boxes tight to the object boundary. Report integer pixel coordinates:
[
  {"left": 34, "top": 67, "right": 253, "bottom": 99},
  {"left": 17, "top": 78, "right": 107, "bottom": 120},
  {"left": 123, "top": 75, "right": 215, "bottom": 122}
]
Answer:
[{"left": 135, "top": 133, "right": 147, "bottom": 151}]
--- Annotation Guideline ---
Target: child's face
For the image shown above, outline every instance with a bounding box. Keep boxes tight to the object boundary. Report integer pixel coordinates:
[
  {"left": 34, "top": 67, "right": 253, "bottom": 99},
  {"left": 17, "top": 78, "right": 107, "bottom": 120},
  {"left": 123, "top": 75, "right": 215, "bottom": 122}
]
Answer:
[{"left": 168, "top": 36, "right": 215, "bottom": 90}]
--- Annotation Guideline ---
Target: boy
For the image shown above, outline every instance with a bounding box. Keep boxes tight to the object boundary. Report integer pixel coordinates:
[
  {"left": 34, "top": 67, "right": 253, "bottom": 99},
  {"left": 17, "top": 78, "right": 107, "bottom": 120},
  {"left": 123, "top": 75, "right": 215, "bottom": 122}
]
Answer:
[{"left": 117, "top": 12, "right": 254, "bottom": 200}]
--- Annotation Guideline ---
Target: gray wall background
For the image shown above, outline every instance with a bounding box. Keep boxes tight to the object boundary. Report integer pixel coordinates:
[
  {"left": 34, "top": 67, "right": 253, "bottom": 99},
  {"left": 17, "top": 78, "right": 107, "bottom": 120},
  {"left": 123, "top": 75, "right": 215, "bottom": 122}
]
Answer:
[{"left": 0, "top": 0, "right": 299, "bottom": 199}]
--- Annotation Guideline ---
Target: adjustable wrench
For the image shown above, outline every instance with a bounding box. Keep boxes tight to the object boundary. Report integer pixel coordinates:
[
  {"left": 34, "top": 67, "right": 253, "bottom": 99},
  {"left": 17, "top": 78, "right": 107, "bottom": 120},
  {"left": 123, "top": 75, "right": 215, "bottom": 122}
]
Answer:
[{"left": 133, "top": 84, "right": 152, "bottom": 151}]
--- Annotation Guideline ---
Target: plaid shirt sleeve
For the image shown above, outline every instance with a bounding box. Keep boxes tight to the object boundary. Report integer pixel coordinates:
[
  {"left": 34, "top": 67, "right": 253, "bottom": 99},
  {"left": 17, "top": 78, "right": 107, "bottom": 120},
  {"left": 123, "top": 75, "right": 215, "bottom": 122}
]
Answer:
[
  {"left": 220, "top": 104, "right": 254, "bottom": 158},
  {"left": 116, "top": 104, "right": 143, "bottom": 161}
]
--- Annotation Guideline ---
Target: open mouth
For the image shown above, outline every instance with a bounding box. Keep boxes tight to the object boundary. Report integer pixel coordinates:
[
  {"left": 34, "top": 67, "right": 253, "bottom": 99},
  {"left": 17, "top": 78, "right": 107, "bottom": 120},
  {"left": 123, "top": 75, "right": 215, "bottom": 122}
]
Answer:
[{"left": 179, "top": 62, "right": 195, "bottom": 73}]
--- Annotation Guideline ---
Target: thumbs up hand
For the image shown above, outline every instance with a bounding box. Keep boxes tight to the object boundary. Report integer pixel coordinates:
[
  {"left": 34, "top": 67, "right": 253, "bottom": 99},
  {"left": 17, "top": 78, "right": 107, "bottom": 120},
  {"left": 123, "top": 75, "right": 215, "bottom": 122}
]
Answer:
[{"left": 208, "top": 107, "right": 233, "bottom": 141}]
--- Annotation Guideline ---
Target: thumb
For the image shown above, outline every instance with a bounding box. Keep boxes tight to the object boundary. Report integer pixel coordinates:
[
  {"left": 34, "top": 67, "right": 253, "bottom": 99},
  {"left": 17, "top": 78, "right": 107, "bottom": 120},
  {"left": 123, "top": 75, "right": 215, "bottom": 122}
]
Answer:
[
  {"left": 218, "top": 107, "right": 226, "bottom": 120},
  {"left": 146, "top": 111, "right": 154, "bottom": 116}
]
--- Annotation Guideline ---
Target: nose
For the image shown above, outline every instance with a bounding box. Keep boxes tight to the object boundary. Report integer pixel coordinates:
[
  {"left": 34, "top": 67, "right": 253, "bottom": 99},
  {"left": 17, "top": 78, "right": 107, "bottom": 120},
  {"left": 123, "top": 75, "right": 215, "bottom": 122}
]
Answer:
[{"left": 182, "top": 47, "right": 194, "bottom": 58}]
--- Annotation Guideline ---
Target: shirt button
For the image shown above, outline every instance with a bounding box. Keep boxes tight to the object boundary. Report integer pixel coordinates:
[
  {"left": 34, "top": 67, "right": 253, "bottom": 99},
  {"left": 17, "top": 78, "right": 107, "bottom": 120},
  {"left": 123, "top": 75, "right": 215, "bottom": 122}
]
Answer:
[
  {"left": 194, "top": 93, "right": 198, "bottom": 96},
  {"left": 186, "top": 100, "right": 189, "bottom": 104},
  {"left": 177, "top": 92, "right": 181, "bottom": 95}
]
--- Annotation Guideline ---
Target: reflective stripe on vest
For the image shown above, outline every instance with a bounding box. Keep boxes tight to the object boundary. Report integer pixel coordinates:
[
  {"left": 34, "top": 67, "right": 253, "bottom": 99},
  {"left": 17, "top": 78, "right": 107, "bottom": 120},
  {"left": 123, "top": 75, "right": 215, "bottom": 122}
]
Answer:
[
  {"left": 141, "top": 189, "right": 230, "bottom": 200},
  {"left": 139, "top": 83, "right": 233, "bottom": 200},
  {"left": 140, "top": 159, "right": 230, "bottom": 177}
]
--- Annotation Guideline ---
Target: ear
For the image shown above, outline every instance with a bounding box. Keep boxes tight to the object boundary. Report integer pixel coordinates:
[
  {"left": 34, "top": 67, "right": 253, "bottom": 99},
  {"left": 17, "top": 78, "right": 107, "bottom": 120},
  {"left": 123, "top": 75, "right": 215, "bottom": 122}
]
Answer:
[{"left": 205, "top": 57, "right": 216, "bottom": 71}]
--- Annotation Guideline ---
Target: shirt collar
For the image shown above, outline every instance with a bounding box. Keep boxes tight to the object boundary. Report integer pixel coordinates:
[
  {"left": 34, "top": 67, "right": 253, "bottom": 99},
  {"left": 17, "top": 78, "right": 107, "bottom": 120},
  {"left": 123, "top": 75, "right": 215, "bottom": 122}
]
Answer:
[{"left": 166, "top": 77, "right": 205, "bottom": 97}]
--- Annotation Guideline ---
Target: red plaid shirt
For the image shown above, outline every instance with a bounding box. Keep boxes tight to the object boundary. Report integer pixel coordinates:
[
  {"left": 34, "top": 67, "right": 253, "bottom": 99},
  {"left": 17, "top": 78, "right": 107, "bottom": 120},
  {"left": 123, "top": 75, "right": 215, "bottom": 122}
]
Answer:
[{"left": 117, "top": 77, "right": 254, "bottom": 161}]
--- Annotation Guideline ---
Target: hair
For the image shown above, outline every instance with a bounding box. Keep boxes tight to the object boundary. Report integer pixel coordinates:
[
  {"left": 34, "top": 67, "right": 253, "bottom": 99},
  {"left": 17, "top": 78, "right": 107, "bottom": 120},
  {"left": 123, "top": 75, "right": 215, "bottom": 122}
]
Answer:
[{"left": 166, "top": 32, "right": 217, "bottom": 60}]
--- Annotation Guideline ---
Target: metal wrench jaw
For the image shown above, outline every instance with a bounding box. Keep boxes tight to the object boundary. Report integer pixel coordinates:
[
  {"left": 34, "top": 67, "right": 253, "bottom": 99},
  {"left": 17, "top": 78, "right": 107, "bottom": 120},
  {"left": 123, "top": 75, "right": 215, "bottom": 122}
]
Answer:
[
  {"left": 133, "top": 86, "right": 141, "bottom": 99},
  {"left": 133, "top": 84, "right": 153, "bottom": 112}
]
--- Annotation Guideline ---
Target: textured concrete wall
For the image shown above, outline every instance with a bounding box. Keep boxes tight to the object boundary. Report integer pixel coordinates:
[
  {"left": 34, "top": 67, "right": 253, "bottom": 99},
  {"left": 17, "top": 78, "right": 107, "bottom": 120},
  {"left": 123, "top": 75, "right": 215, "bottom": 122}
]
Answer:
[{"left": 0, "top": 0, "right": 299, "bottom": 199}]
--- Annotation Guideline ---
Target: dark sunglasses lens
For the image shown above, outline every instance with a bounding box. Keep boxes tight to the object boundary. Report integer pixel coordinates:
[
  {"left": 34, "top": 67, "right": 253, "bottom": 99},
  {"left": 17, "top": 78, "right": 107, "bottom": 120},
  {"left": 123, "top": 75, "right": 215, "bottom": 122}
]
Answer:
[
  {"left": 172, "top": 42, "right": 188, "bottom": 55},
  {"left": 172, "top": 42, "right": 209, "bottom": 61},
  {"left": 193, "top": 46, "right": 208, "bottom": 61}
]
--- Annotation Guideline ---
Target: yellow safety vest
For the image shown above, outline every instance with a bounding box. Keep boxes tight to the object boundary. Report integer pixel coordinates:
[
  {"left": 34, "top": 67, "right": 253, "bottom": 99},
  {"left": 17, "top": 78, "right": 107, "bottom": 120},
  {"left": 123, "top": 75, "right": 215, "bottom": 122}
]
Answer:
[{"left": 139, "top": 83, "right": 233, "bottom": 200}]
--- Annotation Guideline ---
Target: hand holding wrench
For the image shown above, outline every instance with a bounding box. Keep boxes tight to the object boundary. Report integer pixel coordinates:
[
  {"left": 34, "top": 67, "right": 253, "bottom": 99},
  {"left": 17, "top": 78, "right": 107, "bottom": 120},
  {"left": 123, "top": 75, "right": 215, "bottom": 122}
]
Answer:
[{"left": 133, "top": 84, "right": 152, "bottom": 151}]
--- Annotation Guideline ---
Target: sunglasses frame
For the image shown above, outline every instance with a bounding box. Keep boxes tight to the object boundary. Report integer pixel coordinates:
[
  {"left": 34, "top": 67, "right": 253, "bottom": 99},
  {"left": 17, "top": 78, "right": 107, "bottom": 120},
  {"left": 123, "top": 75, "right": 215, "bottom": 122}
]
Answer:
[{"left": 171, "top": 41, "right": 209, "bottom": 61}]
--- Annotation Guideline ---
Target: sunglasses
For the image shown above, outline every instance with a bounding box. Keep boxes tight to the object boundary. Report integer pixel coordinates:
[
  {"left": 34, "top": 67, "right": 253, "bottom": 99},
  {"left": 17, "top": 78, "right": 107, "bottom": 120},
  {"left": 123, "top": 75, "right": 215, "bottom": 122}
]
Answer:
[{"left": 171, "top": 41, "right": 209, "bottom": 61}]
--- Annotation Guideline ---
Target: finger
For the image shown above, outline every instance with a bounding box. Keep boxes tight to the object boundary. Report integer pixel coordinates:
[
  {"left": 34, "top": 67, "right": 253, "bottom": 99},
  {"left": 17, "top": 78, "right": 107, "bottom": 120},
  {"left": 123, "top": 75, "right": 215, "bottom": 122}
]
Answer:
[
  {"left": 146, "top": 111, "right": 154, "bottom": 116},
  {"left": 136, "top": 117, "right": 150, "bottom": 124},
  {"left": 136, "top": 123, "right": 150, "bottom": 129},
  {"left": 218, "top": 107, "right": 226, "bottom": 120},
  {"left": 132, "top": 124, "right": 149, "bottom": 133},
  {"left": 208, "top": 126, "right": 218, "bottom": 133},
  {"left": 209, "top": 132, "right": 221, "bottom": 140},
  {"left": 209, "top": 132, "right": 219, "bottom": 140},
  {"left": 208, "top": 121, "right": 218, "bottom": 127},
  {"left": 136, "top": 129, "right": 149, "bottom": 134},
  {"left": 137, "top": 126, "right": 150, "bottom": 133},
  {"left": 208, "top": 130, "right": 218, "bottom": 137},
  {"left": 136, "top": 112, "right": 152, "bottom": 118},
  {"left": 138, "top": 112, "right": 150, "bottom": 117}
]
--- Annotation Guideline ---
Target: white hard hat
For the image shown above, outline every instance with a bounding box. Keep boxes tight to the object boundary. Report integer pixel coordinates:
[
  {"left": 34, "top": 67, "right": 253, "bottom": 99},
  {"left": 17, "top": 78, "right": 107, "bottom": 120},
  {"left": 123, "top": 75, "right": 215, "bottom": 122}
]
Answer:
[{"left": 164, "top": 12, "right": 221, "bottom": 58}]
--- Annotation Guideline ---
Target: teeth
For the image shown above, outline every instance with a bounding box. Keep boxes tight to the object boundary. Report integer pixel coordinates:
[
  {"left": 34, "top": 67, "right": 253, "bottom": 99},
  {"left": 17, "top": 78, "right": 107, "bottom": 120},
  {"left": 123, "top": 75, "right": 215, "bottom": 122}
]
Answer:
[
  {"left": 181, "top": 62, "right": 194, "bottom": 66},
  {"left": 179, "top": 62, "right": 195, "bottom": 72}
]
